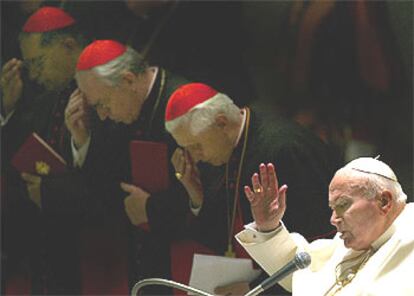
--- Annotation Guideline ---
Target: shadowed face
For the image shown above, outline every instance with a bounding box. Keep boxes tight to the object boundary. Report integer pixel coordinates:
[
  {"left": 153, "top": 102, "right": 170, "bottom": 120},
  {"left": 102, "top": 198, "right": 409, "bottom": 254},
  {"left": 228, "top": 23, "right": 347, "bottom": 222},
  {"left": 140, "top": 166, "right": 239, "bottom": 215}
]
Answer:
[
  {"left": 171, "top": 120, "right": 235, "bottom": 166},
  {"left": 76, "top": 71, "right": 143, "bottom": 124},
  {"left": 20, "top": 33, "right": 78, "bottom": 91}
]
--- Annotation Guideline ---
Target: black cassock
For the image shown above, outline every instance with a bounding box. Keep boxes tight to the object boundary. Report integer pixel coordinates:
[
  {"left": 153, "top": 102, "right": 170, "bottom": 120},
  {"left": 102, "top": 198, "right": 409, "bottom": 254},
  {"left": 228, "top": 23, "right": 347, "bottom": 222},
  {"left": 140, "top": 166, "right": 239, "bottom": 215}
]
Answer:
[{"left": 171, "top": 102, "right": 340, "bottom": 295}]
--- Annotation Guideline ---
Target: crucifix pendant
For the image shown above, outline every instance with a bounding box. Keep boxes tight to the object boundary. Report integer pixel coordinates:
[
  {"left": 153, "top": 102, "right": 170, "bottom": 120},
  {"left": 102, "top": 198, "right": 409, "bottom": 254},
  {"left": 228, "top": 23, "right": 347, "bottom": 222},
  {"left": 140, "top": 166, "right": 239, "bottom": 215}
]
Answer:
[{"left": 225, "top": 244, "right": 235, "bottom": 258}]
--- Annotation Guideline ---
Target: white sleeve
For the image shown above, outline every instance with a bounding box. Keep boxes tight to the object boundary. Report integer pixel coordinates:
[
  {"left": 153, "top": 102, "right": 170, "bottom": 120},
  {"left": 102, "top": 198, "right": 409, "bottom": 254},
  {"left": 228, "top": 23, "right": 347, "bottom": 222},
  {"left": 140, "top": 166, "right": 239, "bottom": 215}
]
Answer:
[
  {"left": 236, "top": 222, "right": 338, "bottom": 292},
  {"left": 71, "top": 135, "right": 91, "bottom": 168},
  {"left": 236, "top": 222, "right": 298, "bottom": 291}
]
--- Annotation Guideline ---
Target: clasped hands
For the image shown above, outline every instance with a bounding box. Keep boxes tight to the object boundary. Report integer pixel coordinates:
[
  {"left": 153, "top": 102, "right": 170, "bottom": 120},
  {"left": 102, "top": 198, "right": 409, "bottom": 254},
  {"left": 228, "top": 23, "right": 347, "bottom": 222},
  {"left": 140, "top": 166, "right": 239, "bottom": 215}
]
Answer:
[{"left": 171, "top": 148, "right": 203, "bottom": 208}]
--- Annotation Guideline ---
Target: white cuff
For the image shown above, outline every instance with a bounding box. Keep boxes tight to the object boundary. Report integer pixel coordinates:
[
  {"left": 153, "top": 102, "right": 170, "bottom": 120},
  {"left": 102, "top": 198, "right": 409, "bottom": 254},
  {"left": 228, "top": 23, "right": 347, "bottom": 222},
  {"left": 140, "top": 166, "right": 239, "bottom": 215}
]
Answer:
[
  {"left": 242, "top": 221, "right": 285, "bottom": 243},
  {"left": 0, "top": 109, "right": 15, "bottom": 126},
  {"left": 71, "top": 135, "right": 91, "bottom": 168},
  {"left": 189, "top": 199, "right": 202, "bottom": 216}
]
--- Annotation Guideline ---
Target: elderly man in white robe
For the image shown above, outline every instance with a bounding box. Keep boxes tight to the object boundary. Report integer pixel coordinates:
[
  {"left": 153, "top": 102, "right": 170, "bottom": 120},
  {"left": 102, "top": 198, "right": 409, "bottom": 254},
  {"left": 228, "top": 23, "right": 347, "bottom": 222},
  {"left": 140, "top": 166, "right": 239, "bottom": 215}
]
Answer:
[{"left": 237, "top": 157, "right": 413, "bottom": 295}]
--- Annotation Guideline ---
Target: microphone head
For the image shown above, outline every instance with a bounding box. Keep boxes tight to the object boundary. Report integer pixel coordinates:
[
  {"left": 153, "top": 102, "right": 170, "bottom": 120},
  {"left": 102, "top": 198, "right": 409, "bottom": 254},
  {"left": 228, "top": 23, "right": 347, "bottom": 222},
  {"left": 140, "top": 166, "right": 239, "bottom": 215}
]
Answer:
[{"left": 294, "top": 252, "right": 311, "bottom": 269}]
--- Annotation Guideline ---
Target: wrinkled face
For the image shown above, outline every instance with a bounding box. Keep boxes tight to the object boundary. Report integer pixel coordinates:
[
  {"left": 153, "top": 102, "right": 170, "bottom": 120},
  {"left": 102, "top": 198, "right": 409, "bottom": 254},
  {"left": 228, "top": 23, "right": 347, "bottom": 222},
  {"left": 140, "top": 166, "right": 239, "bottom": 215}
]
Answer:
[
  {"left": 20, "top": 33, "right": 75, "bottom": 91},
  {"left": 329, "top": 174, "right": 386, "bottom": 251},
  {"left": 172, "top": 122, "right": 234, "bottom": 166},
  {"left": 76, "top": 72, "right": 140, "bottom": 124}
]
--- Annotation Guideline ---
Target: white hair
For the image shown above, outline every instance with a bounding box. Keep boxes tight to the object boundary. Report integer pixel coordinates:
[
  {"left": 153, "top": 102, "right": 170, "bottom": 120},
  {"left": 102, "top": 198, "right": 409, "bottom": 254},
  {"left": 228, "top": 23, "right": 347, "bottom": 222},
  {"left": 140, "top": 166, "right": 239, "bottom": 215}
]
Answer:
[
  {"left": 165, "top": 92, "right": 240, "bottom": 135},
  {"left": 336, "top": 157, "right": 407, "bottom": 204},
  {"left": 76, "top": 46, "right": 147, "bottom": 86}
]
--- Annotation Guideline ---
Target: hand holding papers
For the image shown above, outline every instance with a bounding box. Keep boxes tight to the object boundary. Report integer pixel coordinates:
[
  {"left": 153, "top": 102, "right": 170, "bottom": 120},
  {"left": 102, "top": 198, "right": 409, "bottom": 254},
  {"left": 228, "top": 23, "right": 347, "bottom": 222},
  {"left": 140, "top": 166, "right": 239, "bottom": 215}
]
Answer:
[{"left": 189, "top": 254, "right": 261, "bottom": 295}]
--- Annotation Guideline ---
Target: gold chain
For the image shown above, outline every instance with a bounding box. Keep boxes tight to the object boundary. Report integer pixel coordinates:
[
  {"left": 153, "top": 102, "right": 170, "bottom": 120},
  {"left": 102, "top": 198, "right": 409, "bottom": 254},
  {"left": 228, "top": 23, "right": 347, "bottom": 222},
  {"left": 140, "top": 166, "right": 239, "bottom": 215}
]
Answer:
[{"left": 324, "top": 248, "right": 374, "bottom": 296}]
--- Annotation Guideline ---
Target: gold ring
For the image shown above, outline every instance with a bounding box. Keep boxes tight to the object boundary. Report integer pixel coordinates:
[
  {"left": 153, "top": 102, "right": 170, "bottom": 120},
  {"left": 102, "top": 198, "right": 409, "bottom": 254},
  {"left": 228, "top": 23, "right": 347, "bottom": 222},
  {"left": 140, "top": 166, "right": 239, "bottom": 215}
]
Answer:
[
  {"left": 175, "top": 172, "right": 183, "bottom": 180},
  {"left": 254, "top": 187, "right": 262, "bottom": 193}
]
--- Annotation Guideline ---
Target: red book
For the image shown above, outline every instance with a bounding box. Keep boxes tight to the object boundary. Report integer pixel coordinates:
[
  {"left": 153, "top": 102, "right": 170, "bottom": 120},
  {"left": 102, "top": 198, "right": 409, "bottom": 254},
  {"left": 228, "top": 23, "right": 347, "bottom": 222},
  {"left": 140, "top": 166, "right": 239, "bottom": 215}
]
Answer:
[
  {"left": 11, "top": 132, "right": 66, "bottom": 175},
  {"left": 129, "top": 140, "right": 169, "bottom": 193},
  {"left": 129, "top": 141, "right": 170, "bottom": 231}
]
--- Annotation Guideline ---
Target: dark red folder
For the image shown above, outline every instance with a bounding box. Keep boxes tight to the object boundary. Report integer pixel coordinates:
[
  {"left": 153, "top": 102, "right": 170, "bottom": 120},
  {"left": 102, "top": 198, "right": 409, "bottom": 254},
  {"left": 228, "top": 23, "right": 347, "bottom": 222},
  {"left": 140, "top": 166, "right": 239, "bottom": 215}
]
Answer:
[
  {"left": 129, "top": 140, "right": 169, "bottom": 193},
  {"left": 11, "top": 133, "right": 66, "bottom": 175}
]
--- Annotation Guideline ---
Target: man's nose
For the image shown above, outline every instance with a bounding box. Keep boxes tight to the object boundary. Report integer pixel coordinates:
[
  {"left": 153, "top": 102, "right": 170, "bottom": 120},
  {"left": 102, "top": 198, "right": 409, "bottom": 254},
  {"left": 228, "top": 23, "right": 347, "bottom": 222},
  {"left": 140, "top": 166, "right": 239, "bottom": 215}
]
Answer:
[{"left": 330, "top": 211, "right": 341, "bottom": 227}]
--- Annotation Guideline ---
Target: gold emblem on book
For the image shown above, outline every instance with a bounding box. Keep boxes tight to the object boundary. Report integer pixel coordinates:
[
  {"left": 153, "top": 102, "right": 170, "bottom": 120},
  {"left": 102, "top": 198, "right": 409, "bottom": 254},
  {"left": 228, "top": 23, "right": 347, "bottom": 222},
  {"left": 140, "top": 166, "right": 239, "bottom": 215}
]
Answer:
[{"left": 35, "top": 161, "right": 50, "bottom": 175}]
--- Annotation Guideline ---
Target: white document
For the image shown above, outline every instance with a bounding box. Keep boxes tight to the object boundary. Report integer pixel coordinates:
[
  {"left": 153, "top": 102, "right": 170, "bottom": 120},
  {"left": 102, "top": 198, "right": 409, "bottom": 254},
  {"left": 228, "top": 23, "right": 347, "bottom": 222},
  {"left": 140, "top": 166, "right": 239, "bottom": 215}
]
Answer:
[{"left": 189, "top": 253, "right": 261, "bottom": 294}]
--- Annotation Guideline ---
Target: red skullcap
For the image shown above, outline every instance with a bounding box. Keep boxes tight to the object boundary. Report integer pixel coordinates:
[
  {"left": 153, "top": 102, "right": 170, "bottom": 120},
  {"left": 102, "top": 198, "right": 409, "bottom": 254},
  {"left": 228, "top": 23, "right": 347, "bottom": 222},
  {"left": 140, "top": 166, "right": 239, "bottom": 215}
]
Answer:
[
  {"left": 76, "top": 40, "right": 127, "bottom": 71},
  {"left": 165, "top": 83, "right": 219, "bottom": 121},
  {"left": 23, "top": 6, "right": 75, "bottom": 33}
]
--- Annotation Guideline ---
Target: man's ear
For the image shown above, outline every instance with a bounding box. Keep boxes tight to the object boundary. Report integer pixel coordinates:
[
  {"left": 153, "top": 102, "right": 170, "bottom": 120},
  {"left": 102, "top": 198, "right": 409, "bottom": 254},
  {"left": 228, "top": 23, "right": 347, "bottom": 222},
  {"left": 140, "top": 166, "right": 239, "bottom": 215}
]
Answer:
[
  {"left": 378, "top": 191, "right": 393, "bottom": 214},
  {"left": 214, "top": 114, "right": 229, "bottom": 130},
  {"left": 121, "top": 71, "right": 136, "bottom": 87},
  {"left": 62, "top": 37, "right": 78, "bottom": 51}
]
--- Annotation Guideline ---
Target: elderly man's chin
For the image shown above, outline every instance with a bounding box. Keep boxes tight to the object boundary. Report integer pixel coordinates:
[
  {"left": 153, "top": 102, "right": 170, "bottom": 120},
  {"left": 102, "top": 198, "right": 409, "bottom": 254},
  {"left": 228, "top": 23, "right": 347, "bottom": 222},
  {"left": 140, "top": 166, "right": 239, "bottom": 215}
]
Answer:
[
  {"left": 121, "top": 114, "right": 137, "bottom": 125},
  {"left": 210, "top": 153, "right": 233, "bottom": 166},
  {"left": 340, "top": 232, "right": 355, "bottom": 249},
  {"left": 207, "top": 157, "right": 227, "bottom": 167},
  {"left": 341, "top": 235, "right": 368, "bottom": 251}
]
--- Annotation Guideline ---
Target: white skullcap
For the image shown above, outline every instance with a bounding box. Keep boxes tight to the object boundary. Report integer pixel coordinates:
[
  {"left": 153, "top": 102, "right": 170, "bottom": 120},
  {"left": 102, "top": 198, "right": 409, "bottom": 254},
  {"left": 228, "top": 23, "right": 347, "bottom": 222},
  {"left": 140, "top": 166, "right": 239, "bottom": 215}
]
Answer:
[{"left": 344, "top": 157, "right": 398, "bottom": 182}]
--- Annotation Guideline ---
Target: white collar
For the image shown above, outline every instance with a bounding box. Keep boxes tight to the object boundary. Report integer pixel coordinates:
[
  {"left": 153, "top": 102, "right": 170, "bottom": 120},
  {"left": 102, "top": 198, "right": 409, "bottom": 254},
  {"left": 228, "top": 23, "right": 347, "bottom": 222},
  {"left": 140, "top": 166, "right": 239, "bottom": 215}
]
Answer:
[
  {"left": 144, "top": 66, "right": 158, "bottom": 100},
  {"left": 371, "top": 221, "right": 396, "bottom": 251},
  {"left": 234, "top": 108, "right": 247, "bottom": 147}
]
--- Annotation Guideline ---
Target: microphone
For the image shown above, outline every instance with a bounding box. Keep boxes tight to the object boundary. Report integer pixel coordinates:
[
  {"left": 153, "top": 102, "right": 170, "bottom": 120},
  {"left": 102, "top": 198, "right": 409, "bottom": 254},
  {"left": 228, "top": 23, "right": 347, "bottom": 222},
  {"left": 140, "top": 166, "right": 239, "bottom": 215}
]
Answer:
[{"left": 244, "top": 252, "right": 311, "bottom": 296}]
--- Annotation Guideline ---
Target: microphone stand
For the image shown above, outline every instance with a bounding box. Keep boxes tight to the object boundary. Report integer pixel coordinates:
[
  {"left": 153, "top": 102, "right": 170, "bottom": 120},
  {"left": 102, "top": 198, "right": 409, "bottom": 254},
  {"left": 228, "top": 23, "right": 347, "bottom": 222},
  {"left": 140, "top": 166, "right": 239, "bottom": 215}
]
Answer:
[
  {"left": 243, "top": 285, "right": 265, "bottom": 296},
  {"left": 131, "top": 278, "right": 268, "bottom": 296},
  {"left": 131, "top": 278, "right": 213, "bottom": 296},
  {"left": 132, "top": 252, "right": 311, "bottom": 296}
]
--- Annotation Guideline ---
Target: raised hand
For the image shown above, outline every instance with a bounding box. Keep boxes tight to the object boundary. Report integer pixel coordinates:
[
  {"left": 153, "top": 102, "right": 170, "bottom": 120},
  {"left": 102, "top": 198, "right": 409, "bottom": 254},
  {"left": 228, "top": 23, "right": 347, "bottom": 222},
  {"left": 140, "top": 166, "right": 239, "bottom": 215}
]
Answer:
[
  {"left": 244, "top": 163, "right": 288, "bottom": 232},
  {"left": 171, "top": 148, "right": 203, "bottom": 208},
  {"left": 121, "top": 182, "right": 150, "bottom": 226},
  {"left": 64, "top": 88, "right": 90, "bottom": 148},
  {"left": 1, "top": 58, "right": 23, "bottom": 116}
]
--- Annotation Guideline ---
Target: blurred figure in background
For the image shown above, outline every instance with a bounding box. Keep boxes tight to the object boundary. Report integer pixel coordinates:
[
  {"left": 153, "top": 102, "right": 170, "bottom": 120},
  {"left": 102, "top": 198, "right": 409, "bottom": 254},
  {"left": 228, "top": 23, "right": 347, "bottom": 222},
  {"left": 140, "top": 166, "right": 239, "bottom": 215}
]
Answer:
[
  {"left": 241, "top": 0, "right": 412, "bottom": 199},
  {"left": 124, "top": 0, "right": 254, "bottom": 105},
  {"left": 1, "top": 6, "right": 89, "bottom": 295}
]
